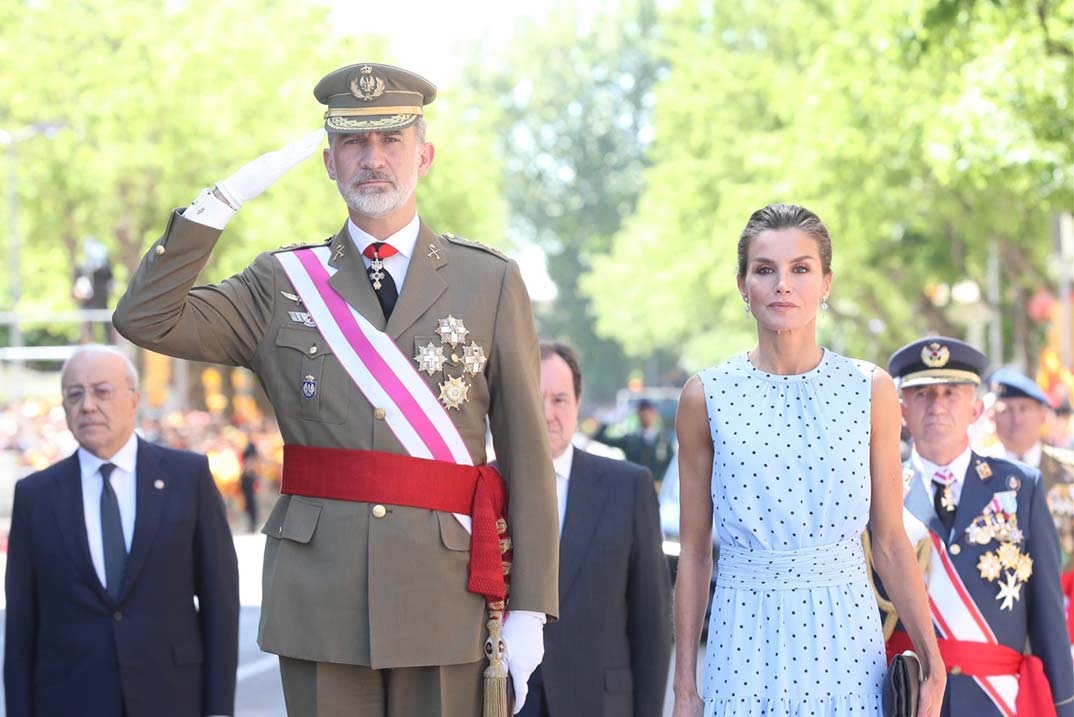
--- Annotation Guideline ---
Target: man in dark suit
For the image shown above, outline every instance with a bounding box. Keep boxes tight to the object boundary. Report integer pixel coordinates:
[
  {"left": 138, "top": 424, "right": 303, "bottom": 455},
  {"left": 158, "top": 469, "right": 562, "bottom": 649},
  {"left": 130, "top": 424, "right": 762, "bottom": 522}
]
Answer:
[
  {"left": 592, "top": 400, "right": 674, "bottom": 484},
  {"left": 518, "top": 342, "right": 671, "bottom": 717},
  {"left": 879, "top": 337, "right": 1074, "bottom": 717},
  {"left": 4, "top": 345, "right": 240, "bottom": 717}
]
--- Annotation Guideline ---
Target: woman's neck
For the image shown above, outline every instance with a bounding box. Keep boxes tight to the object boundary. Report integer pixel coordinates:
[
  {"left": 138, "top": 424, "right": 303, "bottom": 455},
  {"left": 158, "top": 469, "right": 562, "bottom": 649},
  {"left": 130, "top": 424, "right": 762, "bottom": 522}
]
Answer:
[{"left": 749, "top": 326, "right": 823, "bottom": 375}]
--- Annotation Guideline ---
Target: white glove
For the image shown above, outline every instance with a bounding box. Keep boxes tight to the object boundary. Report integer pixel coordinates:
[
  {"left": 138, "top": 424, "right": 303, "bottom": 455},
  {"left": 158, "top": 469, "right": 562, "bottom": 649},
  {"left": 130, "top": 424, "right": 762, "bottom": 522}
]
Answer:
[
  {"left": 501, "top": 610, "right": 545, "bottom": 714},
  {"left": 215, "top": 128, "right": 326, "bottom": 209}
]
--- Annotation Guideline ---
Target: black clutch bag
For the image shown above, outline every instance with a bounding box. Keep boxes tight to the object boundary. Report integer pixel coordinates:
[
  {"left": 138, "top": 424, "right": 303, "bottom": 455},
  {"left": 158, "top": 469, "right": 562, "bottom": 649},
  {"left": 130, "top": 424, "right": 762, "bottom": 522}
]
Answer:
[{"left": 883, "top": 650, "right": 923, "bottom": 717}]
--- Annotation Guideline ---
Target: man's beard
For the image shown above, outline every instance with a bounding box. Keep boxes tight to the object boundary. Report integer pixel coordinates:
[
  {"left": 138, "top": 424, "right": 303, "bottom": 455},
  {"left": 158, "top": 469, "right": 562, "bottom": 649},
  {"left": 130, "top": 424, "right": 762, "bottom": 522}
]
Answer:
[{"left": 337, "top": 169, "right": 417, "bottom": 219}]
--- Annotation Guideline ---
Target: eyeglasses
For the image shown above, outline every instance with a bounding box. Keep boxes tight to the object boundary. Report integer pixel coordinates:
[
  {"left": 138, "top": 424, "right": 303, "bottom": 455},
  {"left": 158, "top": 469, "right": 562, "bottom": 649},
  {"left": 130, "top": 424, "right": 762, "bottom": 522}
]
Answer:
[{"left": 61, "top": 383, "right": 132, "bottom": 406}]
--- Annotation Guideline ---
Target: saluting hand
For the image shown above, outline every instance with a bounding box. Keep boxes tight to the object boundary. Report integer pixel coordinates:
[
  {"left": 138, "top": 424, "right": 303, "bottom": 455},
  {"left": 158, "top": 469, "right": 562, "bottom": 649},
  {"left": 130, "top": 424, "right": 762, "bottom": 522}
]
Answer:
[{"left": 214, "top": 128, "right": 326, "bottom": 209}]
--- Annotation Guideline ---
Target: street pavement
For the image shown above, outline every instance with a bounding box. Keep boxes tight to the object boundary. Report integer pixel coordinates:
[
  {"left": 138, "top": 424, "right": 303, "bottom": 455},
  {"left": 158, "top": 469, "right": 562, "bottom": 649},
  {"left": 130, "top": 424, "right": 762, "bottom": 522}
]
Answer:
[{"left": 0, "top": 532, "right": 696, "bottom": 716}]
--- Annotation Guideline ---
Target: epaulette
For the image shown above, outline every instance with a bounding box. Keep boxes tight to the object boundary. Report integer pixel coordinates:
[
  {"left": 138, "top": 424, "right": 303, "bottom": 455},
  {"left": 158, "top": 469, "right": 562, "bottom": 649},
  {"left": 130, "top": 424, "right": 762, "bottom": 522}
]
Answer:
[
  {"left": 1044, "top": 444, "right": 1074, "bottom": 470},
  {"left": 442, "top": 232, "right": 508, "bottom": 261},
  {"left": 271, "top": 237, "right": 333, "bottom": 254}
]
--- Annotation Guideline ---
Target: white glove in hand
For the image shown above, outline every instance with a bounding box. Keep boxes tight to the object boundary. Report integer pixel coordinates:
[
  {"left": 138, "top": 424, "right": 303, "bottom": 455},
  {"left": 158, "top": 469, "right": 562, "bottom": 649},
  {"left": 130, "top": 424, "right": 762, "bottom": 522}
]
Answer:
[
  {"left": 501, "top": 610, "right": 545, "bottom": 715},
  {"left": 215, "top": 128, "right": 326, "bottom": 209}
]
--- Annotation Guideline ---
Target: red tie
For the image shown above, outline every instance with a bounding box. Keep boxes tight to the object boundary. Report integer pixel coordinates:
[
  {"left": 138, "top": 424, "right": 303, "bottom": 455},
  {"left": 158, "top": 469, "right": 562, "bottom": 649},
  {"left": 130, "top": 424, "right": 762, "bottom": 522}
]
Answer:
[{"left": 363, "top": 242, "right": 399, "bottom": 260}]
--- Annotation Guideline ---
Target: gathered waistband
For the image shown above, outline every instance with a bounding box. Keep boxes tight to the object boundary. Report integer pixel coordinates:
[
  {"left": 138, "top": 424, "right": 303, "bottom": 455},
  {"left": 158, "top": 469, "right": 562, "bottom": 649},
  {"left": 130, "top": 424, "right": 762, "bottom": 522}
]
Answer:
[{"left": 717, "top": 538, "right": 867, "bottom": 590}]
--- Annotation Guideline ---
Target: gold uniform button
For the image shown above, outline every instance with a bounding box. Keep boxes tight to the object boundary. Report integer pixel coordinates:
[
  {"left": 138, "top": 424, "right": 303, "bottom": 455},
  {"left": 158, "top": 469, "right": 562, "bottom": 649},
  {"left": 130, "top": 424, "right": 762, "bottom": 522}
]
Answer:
[
  {"left": 950, "top": 666, "right": 963, "bottom": 675},
  {"left": 154, "top": 245, "right": 166, "bottom": 256},
  {"left": 308, "top": 345, "right": 318, "bottom": 355},
  {"left": 372, "top": 504, "right": 387, "bottom": 519},
  {"left": 374, "top": 408, "right": 386, "bottom": 420},
  {"left": 949, "top": 544, "right": 962, "bottom": 555}
]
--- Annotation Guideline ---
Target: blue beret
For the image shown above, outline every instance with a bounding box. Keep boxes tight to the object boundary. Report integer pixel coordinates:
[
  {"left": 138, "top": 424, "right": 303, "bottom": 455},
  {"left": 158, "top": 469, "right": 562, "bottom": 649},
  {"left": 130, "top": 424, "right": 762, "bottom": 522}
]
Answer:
[
  {"left": 887, "top": 336, "right": 988, "bottom": 388},
  {"left": 989, "top": 367, "right": 1050, "bottom": 406}
]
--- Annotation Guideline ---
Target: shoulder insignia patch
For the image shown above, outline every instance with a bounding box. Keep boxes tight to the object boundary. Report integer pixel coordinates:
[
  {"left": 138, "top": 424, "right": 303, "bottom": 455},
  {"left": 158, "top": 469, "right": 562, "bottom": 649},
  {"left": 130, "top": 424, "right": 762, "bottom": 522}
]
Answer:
[{"left": 442, "top": 232, "right": 508, "bottom": 261}]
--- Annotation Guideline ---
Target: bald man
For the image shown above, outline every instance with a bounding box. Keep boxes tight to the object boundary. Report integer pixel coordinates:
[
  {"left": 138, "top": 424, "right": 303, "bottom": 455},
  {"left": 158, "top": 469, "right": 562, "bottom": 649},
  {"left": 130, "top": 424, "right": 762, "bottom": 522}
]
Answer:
[{"left": 4, "top": 345, "right": 239, "bottom": 717}]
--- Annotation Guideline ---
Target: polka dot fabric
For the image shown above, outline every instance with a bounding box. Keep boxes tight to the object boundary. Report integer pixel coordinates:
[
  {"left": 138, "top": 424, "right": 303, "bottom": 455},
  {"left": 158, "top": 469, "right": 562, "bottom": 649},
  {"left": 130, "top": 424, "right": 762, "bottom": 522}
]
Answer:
[{"left": 699, "top": 350, "right": 885, "bottom": 716}]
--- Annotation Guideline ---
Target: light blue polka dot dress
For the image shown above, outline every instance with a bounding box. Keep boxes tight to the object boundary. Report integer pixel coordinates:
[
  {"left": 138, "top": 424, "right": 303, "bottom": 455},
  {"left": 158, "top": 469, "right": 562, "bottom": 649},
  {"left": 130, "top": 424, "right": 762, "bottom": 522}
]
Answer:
[{"left": 699, "top": 350, "right": 886, "bottom": 716}]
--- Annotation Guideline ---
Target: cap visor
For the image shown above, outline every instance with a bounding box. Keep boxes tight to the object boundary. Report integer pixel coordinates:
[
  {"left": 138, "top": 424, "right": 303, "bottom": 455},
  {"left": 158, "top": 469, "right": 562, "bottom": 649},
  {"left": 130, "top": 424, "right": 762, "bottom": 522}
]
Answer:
[{"left": 326, "top": 114, "right": 418, "bottom": 133}]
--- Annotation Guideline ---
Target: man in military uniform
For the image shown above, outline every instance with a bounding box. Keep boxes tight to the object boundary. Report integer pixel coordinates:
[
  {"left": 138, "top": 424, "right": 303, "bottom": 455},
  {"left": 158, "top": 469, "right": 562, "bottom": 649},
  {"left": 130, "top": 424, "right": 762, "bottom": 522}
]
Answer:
[
  {"left": 114, "top": 63, "right": 559, "bottom": 716},
  {"left": 990, "top": 367, "right": 1074, "bottom": 647},
  {"left": 876, "top": 337, "right": 1074, "bottom": 716}
]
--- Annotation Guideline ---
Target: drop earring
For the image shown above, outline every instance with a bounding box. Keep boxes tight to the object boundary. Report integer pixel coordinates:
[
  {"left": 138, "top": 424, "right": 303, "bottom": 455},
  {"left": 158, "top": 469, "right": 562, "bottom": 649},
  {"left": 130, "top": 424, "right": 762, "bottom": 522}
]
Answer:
[
  {"left": 743, "top": 297, "right": 752, "bottom": 316},
  {"left": 821, "top": 296, "right": 829, "bottom": 311}
]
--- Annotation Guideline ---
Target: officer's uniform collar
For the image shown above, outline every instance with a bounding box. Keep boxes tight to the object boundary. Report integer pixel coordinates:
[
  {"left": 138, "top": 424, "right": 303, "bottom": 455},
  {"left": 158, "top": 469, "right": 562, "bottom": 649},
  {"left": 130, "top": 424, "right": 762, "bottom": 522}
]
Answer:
[{"left": 347, "top": 214, "right": 419, "bottom": 260}]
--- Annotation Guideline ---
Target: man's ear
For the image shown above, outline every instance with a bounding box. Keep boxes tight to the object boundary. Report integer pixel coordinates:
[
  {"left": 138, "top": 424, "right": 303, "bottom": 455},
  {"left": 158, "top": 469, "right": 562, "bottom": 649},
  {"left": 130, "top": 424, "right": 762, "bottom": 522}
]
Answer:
[
  {"left": 323, "top": 145, "right": 337, "bottom": 181},
  {"left": 417, "top": 142, "right": 435, "bottom": 177}
]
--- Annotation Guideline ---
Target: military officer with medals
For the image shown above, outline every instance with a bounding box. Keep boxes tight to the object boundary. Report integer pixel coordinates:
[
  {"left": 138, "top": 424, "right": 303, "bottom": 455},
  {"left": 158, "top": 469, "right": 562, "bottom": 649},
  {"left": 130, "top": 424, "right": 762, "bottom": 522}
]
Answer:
[
  {"left": 875, "top": 336, "right": 1074, "bottom": 716},
  {"left": 989, "top": 367, "right": 1074, "bottom": 648},
  {"left": 114, "top": 63, "right": 559, "bottom": 716}
]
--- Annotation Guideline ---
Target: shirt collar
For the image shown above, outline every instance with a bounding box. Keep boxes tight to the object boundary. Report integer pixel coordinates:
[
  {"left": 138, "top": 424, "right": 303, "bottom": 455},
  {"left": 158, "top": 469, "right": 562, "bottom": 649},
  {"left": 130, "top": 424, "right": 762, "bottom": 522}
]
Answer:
[
  {"left": 552, "top": 443, "right": 575, "bottom": 481},
  {"left": 78, "top": 431, "right": 138, "bottom": 477},
  {"left": 1004, "top": 442, "right": 1042, "bottom": 468},
  {"left": 912, "top": 443, "right": 973, "bottom": 486},
  {"left": 347, "top": 214, "right": 420, "bottom": 259}
]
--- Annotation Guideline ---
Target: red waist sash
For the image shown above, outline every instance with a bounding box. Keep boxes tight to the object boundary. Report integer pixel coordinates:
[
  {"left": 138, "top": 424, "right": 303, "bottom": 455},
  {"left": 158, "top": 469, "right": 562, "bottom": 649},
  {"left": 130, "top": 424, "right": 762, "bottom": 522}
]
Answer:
[
  {"left": 281, "top": 444, "right": 510, "bottom": 604},
  {"left": 888, "top": 631, "right": 1055, "bottom": 717},
  {"left": 1062, "top": 570, "right": 1074, "bottom": 643}
]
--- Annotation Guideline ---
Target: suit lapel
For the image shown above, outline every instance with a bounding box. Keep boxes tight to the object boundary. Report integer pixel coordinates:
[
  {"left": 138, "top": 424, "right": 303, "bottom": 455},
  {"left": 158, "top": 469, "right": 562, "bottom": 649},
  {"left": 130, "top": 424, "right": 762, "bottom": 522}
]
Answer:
[
  {"left": 558, "top": 450, "right": 607, "bottom": 600},
  {"left": 325, "top": 222, "right": 388, "bottom": 330},
  {"left": 52, "top": 452, "right": 109, "bottom": 601},
  {"left": 387, "top": 223, "right": 447, "bottom": 339},
  {"left": 903, "top": 462, "right": 946, "bottom": 540},
  {"left": 951, "top": 453, "right": 999, "bottom": 541},
  {"left": 120, "top": 438, "right": 165, "bottom": 599}
]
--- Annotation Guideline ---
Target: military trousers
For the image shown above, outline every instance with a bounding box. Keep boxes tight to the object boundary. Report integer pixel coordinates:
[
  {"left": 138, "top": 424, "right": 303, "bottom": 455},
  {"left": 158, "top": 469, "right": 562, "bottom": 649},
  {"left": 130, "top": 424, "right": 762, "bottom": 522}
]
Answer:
[{"left": 279, "top": 656, "right": 484, "bottom": 717}]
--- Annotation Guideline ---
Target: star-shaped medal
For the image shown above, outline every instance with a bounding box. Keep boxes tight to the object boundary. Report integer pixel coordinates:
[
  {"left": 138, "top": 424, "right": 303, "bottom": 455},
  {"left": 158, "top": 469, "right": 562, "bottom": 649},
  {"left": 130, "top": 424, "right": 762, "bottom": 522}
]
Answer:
[
  {"left": 414, "top": 342, "right": 447, "bottom": 376},
  {"left": 462, "top": 341, "right": 487, "bottom": 375},
  {"left": 977, "top": 552, "right": 1002, "bottom": 582},
  {"left": 997, "top": 542, "right": 1021, "bottom": 570},
  {"left": 438, "top": 375, "right": 470, "bottom": 410},
  {"left": 435, "top": 315, "right": 469, "bottom": 347},
  {"left": 1015, "top": 553, "right": 1034, "bottom": 582},
  {"left": 995, "top": 572, "right": 1022, "bottom": 611}
]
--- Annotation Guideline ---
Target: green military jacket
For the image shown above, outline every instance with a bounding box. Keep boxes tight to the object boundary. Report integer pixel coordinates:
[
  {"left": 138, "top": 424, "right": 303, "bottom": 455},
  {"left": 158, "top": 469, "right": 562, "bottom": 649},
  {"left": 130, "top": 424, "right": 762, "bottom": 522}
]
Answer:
[{"left": 114, "top": 211, "right": 559, "bottom": 668}]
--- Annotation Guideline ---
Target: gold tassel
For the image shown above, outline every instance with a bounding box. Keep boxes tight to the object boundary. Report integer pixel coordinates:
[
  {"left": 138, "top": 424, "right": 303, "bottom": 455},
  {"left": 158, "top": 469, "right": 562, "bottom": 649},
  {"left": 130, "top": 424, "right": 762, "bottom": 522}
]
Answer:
[{"left": 483, "top": 609, "right": 509, "bottom": 717}]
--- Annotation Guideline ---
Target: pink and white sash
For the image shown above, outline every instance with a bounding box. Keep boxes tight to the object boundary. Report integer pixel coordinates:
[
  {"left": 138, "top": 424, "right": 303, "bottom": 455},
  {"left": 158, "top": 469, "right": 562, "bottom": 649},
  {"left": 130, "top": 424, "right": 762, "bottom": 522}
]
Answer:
[{"left": 275, "top": 246, "right": 474, "bottom": 526}]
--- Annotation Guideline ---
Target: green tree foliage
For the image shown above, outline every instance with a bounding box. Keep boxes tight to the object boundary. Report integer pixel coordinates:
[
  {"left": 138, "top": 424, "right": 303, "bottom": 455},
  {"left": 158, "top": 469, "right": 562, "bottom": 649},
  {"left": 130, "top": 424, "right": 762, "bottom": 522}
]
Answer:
[
  {"left": 585, "top": 0, "right": 1072, "bottom": 372},
  {"left": 0, "top": 0, "right": 505, "bottom": 342},
  {"left": 477, "top": 0, "right": 673, "bottom": 401}
]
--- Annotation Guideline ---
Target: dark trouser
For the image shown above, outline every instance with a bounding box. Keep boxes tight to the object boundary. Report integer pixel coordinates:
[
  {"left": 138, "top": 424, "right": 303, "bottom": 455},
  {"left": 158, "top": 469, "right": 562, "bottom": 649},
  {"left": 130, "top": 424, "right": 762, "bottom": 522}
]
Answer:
[
  {"left": 516, "top": 665, "right": 549, "bottom": 717},
  {"left": 278, "top": 656, "right": 484, "bottom": 717}
]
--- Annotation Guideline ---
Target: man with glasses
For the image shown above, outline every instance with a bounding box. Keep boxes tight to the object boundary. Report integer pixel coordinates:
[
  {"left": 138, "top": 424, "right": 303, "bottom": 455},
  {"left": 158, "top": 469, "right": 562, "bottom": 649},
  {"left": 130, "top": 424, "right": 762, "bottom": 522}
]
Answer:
[{"left": 4, "top": 345, "right": 240, "bottom": 717}]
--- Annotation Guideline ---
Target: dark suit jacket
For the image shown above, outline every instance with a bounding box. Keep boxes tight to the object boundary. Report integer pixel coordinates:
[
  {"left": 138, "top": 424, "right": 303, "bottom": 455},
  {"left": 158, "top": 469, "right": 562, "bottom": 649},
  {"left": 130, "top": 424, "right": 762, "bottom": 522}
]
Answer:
[
  {"left": 520, "top": 449, "right": 672, "bottom": 717},
  {"left": 4, "top": 438, "right": 240, "bottom": 717}
]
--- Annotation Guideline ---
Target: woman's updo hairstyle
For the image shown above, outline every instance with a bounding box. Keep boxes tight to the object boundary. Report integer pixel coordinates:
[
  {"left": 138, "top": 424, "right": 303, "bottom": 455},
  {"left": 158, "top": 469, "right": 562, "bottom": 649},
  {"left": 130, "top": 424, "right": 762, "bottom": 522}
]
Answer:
[{"left": 736, "top": 203, "right": 832, "bottom": 279}]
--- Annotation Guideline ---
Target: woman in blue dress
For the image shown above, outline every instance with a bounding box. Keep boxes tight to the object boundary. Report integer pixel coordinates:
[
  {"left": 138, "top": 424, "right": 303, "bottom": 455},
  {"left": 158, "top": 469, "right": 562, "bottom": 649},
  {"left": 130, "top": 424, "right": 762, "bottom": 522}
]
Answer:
[{"left": 671, "top": 204, "right": 945, "bottom": 717}]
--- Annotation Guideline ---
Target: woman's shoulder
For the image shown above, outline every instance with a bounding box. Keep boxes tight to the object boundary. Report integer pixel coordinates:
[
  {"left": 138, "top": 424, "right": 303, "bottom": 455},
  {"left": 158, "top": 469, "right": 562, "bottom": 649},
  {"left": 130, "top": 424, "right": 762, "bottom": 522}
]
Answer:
[
  {"left": 824, "top": 350, "right": 880, "bottom": 382},
  {"left": 697, "top": 352, "right": 748, "bottom": 381}
]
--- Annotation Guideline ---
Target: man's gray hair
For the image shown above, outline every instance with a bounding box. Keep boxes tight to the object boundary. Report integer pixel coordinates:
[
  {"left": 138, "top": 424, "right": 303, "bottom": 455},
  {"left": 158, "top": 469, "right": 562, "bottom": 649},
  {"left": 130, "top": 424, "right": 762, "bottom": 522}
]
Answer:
[{"left": 61, "top": 345, "right": 140, "bottom": 390}]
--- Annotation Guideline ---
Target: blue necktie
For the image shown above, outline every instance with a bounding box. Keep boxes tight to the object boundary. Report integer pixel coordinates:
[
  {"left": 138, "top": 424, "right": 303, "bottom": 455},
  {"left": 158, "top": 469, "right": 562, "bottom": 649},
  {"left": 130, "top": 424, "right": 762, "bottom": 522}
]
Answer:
[{"left": 99, "top": 463, "right": 127, "bottom": 599}]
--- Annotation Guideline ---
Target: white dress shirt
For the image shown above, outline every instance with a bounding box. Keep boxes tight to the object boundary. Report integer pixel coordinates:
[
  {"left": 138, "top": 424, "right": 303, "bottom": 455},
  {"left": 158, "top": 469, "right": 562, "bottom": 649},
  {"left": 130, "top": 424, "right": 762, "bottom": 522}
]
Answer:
[
  {"left": 912, "top": 444, "right": 973, "bottom": 506},
  {"left": 1003, "top": 442, "right": 1042, "bottom": 469},
  {"left": 552, "top": 444, "right": 575, "bottom": 537},
  {"left": 348, "top": 215, "right": 419, "bottom": 294},
  {"left": 79, "top": 432, "right": 138, "bottom": 588}
]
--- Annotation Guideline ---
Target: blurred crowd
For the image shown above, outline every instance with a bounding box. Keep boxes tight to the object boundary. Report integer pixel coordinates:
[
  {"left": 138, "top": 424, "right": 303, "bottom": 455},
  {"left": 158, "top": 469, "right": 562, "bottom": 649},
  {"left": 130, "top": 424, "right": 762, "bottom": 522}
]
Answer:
[{"left": 0, "top": 397, "right": 283, "bottom": 531}]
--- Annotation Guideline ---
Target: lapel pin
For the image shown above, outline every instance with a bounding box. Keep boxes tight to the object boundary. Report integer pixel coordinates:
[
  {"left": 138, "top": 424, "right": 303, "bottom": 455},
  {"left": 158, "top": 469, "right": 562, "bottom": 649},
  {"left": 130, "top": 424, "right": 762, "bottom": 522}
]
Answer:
[
  {"left": 1007, "top": 475, "right": 1021, "bottom": 490},
  {"left": 332, "top": 245, "right": 345, "bottom": 262},
  {"left": 154, "top": 479, "right": 165, "bottom": 490},
  {"left": 427, "top": 244, "right": 442, "bottom": 260},
  {"left": 975, "top": 461, "right": 992, "bottom": 480}
]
